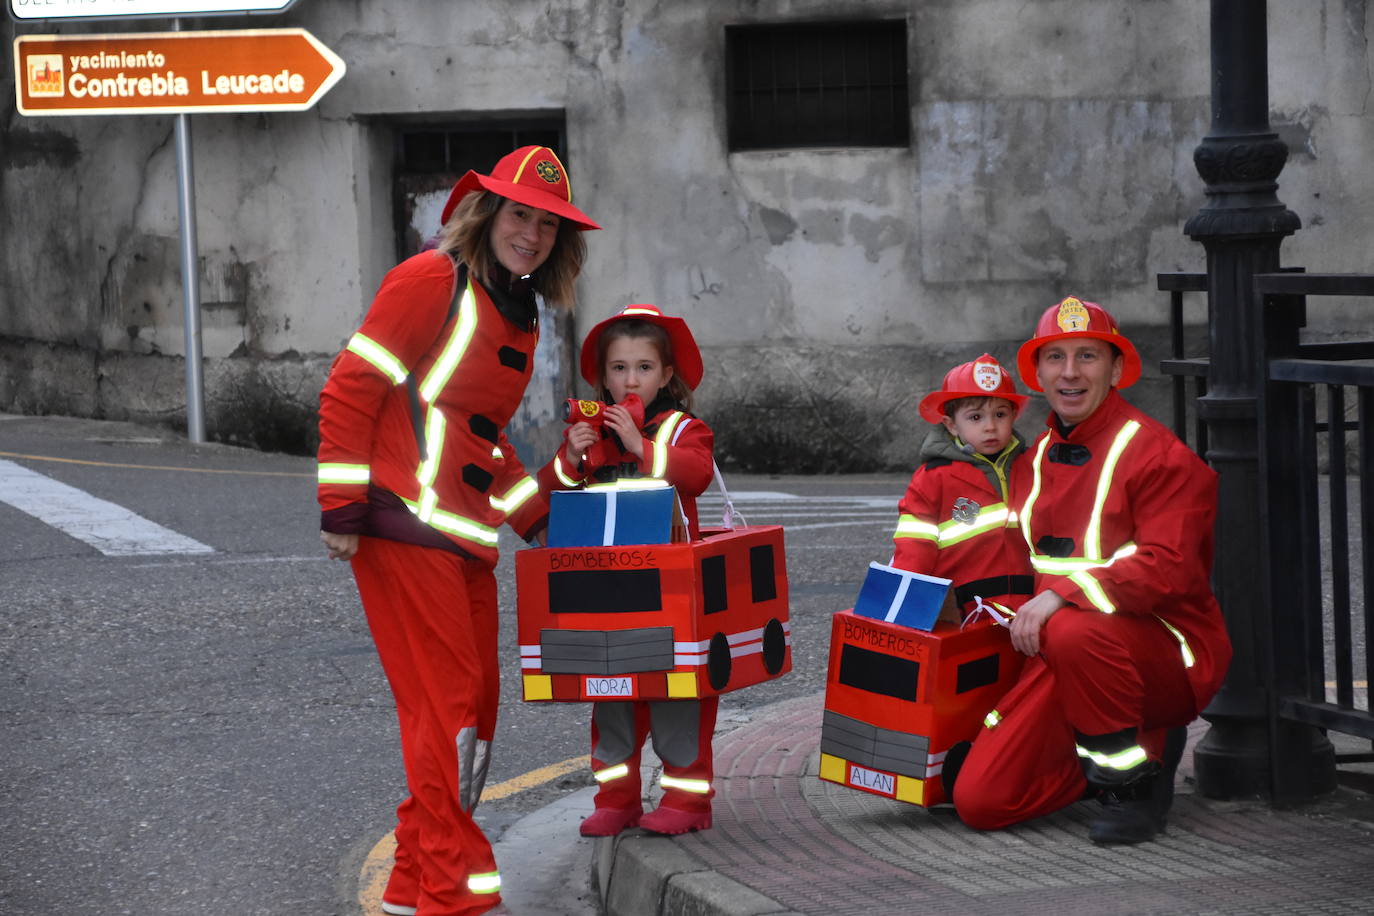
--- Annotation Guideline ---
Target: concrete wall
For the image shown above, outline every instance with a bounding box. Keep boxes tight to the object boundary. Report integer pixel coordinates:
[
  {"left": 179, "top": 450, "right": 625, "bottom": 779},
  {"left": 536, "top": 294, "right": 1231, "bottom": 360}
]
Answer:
[{"left": 2, "top": 1, "right": 1371, "bottom": 469}]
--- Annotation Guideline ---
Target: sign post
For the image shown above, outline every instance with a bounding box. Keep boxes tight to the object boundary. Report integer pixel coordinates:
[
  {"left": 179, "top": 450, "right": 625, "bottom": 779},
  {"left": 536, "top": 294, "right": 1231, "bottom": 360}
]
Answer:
[{"left": 13, "top": 25, "right": 344, "bottom": 442}]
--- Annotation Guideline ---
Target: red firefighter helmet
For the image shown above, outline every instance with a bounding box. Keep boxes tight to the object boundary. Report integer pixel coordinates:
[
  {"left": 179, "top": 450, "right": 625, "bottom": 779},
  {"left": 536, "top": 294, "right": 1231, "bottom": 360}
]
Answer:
[
  {"left": 440, "top": 145, "right": 601, "bottom": 231},
  {"left": 1015, "top": 296, "right": 1142, "bottom": 392},
  {"left": 918, "top": 353, "right": 1028, "bottom": 424},
  {"left": 580, "top": 304, "right": 704, "bottom": 390}
]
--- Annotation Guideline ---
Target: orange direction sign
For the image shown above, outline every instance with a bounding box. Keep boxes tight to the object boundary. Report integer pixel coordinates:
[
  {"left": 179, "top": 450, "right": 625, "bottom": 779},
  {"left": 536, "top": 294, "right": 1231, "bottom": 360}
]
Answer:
[{"left": 14, "top": 28, "right": 345, "bottom": 116}]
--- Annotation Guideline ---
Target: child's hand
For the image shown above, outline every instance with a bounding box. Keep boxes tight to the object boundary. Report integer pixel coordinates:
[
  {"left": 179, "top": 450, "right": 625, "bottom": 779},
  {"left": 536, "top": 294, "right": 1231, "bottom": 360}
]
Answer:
[
  {"left": 565, "top": 422, "right": 599, "bottom": 464},
  {"left": 602, "top": 405, "right": 645, "bottom": 459}
]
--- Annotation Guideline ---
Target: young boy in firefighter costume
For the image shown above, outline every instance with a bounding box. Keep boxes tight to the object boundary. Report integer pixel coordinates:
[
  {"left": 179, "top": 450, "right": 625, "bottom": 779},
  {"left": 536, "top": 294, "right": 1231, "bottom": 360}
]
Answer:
[
  {"left": 537, "top": 304, "right": 719, "bottom": 837},
  {"left": 317, "top": 146, "right": 599, "bottom": 916},
  {"left": 893, "top": 354, "right": 1034, "bottom": 616},
  {"left": 947, "top": 296, "right": 1232, "bottom": 845}
]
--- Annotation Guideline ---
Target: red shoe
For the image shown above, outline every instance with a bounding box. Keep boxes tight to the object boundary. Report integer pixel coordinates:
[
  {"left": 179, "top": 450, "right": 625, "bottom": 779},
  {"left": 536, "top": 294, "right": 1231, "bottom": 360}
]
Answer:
[
  {"left": 639, "top": 804, "right": 712, "bottom": 835},
  {"left": 579, "top": 806, "right": 643, "bottom": 837}
]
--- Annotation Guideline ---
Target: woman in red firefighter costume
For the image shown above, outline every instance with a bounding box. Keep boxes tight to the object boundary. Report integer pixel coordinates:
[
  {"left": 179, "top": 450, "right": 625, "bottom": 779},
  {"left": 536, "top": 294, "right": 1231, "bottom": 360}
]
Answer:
[
  {"left": 892, "top": 354, "right": 1034, "bottom": 617},
  {"left": 948, "top": 296, "right": 1232, "bottom": 845},
  {"left": 537, "top": 304, "right": 718, "bottom": 837},
  {"left": 317, "top": 146, "right": 599, "bottom": 916}
]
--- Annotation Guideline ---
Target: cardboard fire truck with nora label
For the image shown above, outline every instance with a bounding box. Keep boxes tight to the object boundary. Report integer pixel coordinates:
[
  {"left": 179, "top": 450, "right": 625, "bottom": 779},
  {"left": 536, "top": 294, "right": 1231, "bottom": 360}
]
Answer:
[{"left": 516, "top": 484, "right": 792, "bottom": 702}]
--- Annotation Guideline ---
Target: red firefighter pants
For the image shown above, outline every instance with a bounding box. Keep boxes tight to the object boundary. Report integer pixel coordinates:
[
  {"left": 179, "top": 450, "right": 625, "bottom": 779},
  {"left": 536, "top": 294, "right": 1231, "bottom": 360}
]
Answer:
[
  {"left": 590, "top": 697, "right": 718, "bottom": 813},
  {"left": 953, "top": 606, "right": 1196, "bottom": 830},
  {"left": 352, "top": 537, "right": 502, "bottom": 916}
]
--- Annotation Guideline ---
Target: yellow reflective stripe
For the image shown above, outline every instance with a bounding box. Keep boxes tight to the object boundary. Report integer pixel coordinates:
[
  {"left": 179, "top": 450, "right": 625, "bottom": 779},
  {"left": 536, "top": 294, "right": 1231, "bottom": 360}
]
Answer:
[
  {"left": 345, "top": 333, "right": 408, "bottom": 384},
  {"left": 621, "top": 306, "right": 661, "bottom": 317},
  {"left": 491, "top": 475, "right": 538, "bottom": 514},
  {"left": 492, "top": 446, "right": 503, "bottom": 460},
  {"left": 416, "top": 406, "right": 447, "bottom": 487},
  {"left": 594, "top": 763, "right": 630, "bottom": 783},
  {"left": 1084, "top": 420, "right": 1141, "bottom": 560},
  {"left": 1157, "top": 616, "right": 1196, "bottom": 668},
  {"left": 425, "top": 510, "right": 499, "bottom": 545},
  {"left": 401, "top": 494, "right": 499, "bottom": 545},
  {"left": 554, "top": 453, "right": 579, "bottom": 487},
  {"left": 650, "top": 412, "right": 684, "bottom": 478},
  {"left": 1019, "top": 435, "right": 1052, "bottom": 551},
  {"left": 1076, "top": 743, "right": 1149, "bottom": 771},
  {"left": 467, "top": 872, "right": 501, "bottom": 894},
  {"left": 1070, "top": 569, "right": 1116, "bottom": 613},
  {"left": 984, "top": 709, "right": 1002, "bottom": 728},
  {"left": 660, "top": 774, "right": 711, "bottom": 794},
  {"left": 416, "top": 487, "right": 439, "bottom": 523},
  {"left": 1029, "top": 542, "right": 1137, "bottom": 574},
  {"left": 894, "top": 514, "right": 939, "bottom": 541},
  {"left": 418, "top": 279, "right": 479, "bottom": 403},
  {"left": 317, "top": 463, "right": 369, "bottom": 484},
  {"left": 935, "top": 504, "right": 1012, "bottom": 547}
]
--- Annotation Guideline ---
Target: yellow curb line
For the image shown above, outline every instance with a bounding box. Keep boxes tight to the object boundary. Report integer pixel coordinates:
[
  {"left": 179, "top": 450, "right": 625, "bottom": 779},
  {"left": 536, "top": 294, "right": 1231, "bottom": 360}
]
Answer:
[
  {"left": 0, "top": 450, "right": 313, "bottom": 478},
  {"left": 358, "top": 754, "right": 589, "bottom": 912}
]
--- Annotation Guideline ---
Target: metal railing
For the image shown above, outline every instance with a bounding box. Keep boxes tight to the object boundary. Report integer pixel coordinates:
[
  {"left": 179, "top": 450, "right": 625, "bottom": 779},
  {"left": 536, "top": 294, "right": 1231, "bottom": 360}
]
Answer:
[{"left": 1158, "top": 271, "right": 1374, "bottom": 794}]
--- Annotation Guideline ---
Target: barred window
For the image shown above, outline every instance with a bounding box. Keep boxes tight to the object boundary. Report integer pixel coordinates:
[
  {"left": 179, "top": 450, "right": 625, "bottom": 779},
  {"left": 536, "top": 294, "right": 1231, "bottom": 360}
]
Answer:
[
  {"left": 396, "top": 125, "right": 562, "bottom": 176},
  {"left": 725, "top": 20, "right": 910, "bottom": 151}
]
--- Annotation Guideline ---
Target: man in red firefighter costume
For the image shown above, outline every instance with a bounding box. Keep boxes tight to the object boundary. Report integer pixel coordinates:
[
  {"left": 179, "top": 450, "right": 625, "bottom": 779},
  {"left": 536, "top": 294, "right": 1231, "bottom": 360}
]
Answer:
[
  {"left": 318, "top": 146, "right": 599, "bottom": 915},
  {"left": 948, "top": 296, "right": 1232, "bottom": 845},
  {"left": 892, "top": 353, "right": 1034, "bottom": 617}
]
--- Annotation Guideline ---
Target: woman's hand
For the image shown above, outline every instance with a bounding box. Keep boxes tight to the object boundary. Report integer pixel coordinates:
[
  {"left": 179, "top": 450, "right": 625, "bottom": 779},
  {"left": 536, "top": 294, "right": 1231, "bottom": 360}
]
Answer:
[
  {"left": 565, "top": 422, "right": 599, "bottom": 465},
  {"left": 321, "top": 530, "right": 359, "bottom": 561},
  {"left": 602, "top": 405, "right": 645, "bottom": 460},
  {"left": 1009, "top": 589, "right": 1066, "bottom": 656}
]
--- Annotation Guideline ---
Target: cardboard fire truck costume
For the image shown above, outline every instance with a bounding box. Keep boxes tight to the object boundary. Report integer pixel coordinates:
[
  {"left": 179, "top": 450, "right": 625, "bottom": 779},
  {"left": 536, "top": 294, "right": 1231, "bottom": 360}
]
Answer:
[
  {"left": 517, "top": 485, "right": 791, "bottom": 702},
  {"left": 819, "top": 563, "right": 1024, "bottom": 806}
]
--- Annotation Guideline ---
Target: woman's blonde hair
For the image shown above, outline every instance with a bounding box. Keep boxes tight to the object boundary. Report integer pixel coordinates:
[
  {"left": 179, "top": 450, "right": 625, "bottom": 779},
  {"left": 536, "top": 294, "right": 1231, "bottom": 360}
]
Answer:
[
  {"left": 594, "top": 319, "right": 695, "bottom": 412},
  {"left": 436, "top": 190, "right": 587, "bottom": 308}
]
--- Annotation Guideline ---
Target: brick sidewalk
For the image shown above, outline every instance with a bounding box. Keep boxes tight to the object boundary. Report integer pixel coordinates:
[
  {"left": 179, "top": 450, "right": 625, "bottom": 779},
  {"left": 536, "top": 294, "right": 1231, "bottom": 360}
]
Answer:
[{"left": 601, "top": 694, "right": 1374, "bottom": 916}]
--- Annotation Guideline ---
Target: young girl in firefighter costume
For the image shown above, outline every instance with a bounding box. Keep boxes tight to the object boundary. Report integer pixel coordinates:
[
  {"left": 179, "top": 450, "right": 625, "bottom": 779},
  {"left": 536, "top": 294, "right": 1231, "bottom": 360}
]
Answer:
[
  {"left": 947, "top": 296, "right": 1232, "bottom": 845},
  {"left": 537, "top": 303, "right": 718, "bottom": 837},
  {"left": 317, "top": 146, "right": 599, "bottom": 916},
  {"left": 893, "top": 354, "right": 1034, "bottom": 617}
]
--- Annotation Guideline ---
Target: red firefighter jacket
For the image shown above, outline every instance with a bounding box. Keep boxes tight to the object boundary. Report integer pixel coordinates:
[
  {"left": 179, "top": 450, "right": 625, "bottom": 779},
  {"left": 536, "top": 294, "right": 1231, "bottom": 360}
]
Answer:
[
  {"left": 892, "top": 427, "right": 1034, "bottom": 615},
  {"left": 317, "top": 250, "right": 546, "bottom": 567},
  {"left": 1013, "top": 389, "right": 1232, "bottom": 709},
  {"left": 537, "top": 397, "right": 715, "bottom": 540}
]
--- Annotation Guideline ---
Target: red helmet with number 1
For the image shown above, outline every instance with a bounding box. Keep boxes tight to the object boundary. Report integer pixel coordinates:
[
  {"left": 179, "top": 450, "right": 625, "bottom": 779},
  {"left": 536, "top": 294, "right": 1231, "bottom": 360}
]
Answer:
[{"left": 1016, "top": 296, "right": 1142, "bottom": 392}]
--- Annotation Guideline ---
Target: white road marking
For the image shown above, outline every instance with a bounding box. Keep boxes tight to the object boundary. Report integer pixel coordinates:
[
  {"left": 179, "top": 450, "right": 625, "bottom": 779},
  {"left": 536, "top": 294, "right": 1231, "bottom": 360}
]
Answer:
[{"left": 0, "top": 459, "right": 213, "bottom": 557}]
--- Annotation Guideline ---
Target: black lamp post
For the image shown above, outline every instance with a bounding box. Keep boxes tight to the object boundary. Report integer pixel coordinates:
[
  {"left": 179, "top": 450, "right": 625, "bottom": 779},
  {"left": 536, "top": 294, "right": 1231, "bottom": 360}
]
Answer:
[{"left": 1185, "top": 0, "right": 1335, "bottom": 800}]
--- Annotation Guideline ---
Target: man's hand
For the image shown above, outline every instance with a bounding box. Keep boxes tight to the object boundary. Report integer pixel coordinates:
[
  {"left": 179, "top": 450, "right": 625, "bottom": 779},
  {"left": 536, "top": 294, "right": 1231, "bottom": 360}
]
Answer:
[
  {"left": 1010, "top": 589, "right": 1066, "bottom": 656},
  {"left": 321, "top": 530, "right": 359, "bottom": 561}
]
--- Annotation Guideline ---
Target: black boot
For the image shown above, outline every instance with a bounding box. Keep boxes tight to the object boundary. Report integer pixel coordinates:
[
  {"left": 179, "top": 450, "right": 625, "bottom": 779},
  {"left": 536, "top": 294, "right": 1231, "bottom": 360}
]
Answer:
[
  {"left": 941, "top": 740, "right": 972, "bottom": 803},
  {"left": 1088, "top": 726, "right": 1187, "bottom": 845}
]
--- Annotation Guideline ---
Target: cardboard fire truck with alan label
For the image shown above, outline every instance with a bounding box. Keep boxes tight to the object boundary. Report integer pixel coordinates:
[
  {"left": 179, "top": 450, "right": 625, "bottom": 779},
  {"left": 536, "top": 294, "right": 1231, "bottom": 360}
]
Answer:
[
  {"left": 819, "top": 563, "right": 1025, "bottom": 807},
  {"left": 517, "top": 485, "right": 791, "bottom": 703}
]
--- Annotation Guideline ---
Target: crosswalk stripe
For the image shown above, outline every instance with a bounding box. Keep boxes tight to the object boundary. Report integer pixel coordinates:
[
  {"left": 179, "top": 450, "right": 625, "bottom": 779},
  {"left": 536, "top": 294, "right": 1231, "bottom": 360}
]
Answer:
[{"left": 0, "top": 459, "right": 214, "bottom": 557}]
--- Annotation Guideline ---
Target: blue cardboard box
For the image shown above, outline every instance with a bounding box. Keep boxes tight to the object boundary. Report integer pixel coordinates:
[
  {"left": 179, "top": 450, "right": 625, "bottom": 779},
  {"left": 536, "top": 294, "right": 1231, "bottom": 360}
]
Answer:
[
  {"left": 851, "top": 562, "right": 954, "bottom": 631},
  {"left": 547, "top": 485, "right": 685, "bottom": 548}
]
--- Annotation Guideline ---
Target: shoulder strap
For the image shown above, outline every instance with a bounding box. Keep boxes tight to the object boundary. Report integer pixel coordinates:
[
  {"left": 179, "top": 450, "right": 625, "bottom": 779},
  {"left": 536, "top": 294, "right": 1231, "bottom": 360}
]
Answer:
[{"left": 406, "top": 257, "right": 468, "bottom": 461}]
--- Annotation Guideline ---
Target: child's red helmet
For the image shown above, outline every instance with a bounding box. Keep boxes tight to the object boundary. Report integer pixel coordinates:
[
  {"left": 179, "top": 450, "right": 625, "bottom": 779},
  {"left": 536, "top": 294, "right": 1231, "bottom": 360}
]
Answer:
[
  {"left": 1016, "top": 296, "right": 1141, "bottom": 391},
  {"left": 918, "top": 353, "right": 1028, "bottom": 423},
  {"left": 580, "top": 304, "right": 704, "bottom": 389},
  {"left": 440, "top": 145, "right": 601, "bottom": 231}
]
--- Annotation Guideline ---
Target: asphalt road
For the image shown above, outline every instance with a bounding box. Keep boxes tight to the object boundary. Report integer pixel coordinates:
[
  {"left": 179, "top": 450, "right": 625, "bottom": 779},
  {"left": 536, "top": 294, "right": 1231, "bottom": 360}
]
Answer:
[{"left": 0, "top": 413, "right": 908, "bottom": 916}]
